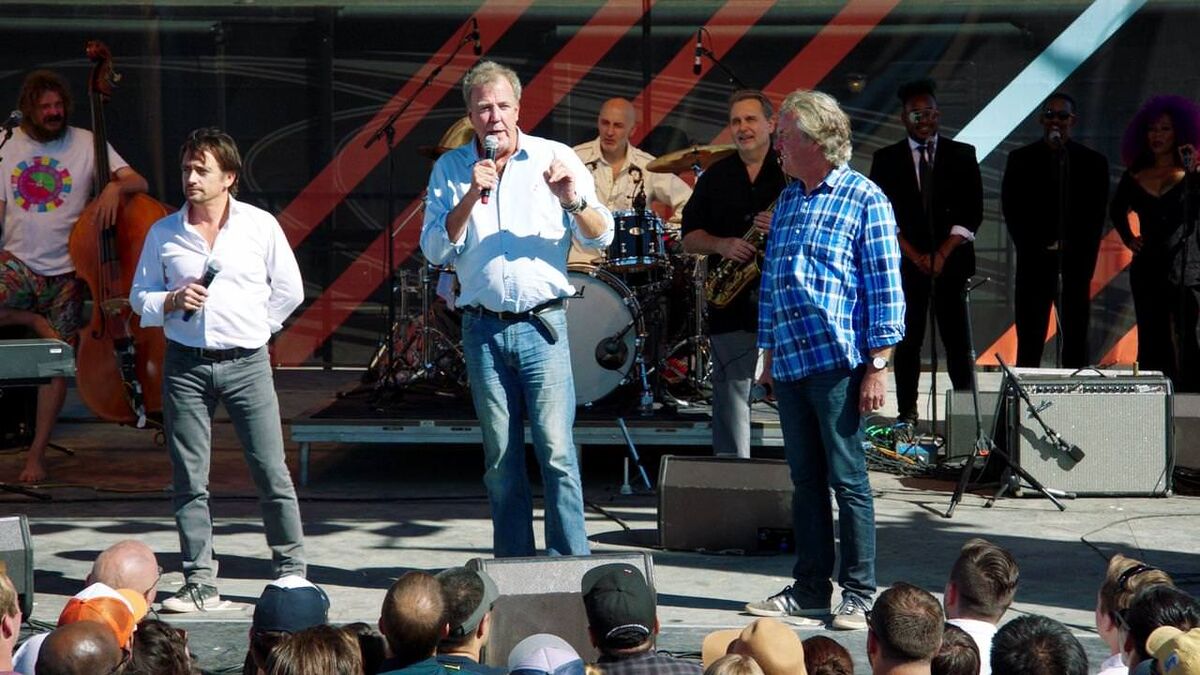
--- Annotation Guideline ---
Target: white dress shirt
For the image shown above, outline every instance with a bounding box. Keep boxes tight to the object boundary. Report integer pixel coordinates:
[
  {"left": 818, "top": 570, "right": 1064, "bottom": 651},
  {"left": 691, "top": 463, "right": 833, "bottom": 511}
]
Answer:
[
  {"left": 907, "top": 133, "right": 975, "bottom": 242},
  {"left": 421, "top": 130, "right": 614, "bottom": 313},
  {"left": 130, "top": 197, "right": 304, "bottom": 349}
]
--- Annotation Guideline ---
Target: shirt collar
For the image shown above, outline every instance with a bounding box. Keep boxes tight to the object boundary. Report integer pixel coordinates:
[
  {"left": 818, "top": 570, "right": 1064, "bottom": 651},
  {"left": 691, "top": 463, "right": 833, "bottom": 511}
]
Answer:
[
  {"left": 802, "top": 164, "right": 849, "bottom": 194},
  {"left": 907, "top": 134, "right": 938, "bottom": 151},
  {"left": 473, "top": 129, "right": 527, "bottom": 162}
]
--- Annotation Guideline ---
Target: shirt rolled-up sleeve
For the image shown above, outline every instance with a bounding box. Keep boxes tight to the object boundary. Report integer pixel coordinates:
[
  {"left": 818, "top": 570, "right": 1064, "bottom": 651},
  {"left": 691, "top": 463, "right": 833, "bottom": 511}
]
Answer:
[
  {"left": 421, "top": 158, "right": 466, "bottom": 266},
  {"left": 860, "top": 191, "right": 906, "bottom": 350},
  {"left": 130, "top": 228, "right": 169, "bottom": 326},
  {"left": 559, "top": 148, "right": 614, "bottom": 250}
]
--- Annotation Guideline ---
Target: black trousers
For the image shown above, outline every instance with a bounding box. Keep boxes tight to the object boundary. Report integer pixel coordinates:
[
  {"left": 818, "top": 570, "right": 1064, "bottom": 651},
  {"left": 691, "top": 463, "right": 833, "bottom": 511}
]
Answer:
[
  {"left": 1130, "top": 251, "right": 1176, "bottom": 381},
  {"left": 894, "top": 262, "right": 974, "bottom": 420},
  {"left": 1014, "top": 248, "right": 1092, "bottom": 368}
]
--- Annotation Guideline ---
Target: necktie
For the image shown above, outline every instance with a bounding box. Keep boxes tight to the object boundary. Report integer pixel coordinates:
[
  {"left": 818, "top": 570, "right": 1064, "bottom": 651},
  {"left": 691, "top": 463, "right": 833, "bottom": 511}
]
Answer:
[{"left": 918, "top": 142, "right": 933, "bottom": 214}]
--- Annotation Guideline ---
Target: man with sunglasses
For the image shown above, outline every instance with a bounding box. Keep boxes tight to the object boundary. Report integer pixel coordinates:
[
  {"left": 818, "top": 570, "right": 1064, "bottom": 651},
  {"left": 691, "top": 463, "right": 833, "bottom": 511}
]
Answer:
[
  {"left": 1001, "top": 93, "right": 1110, "bottom": 368},
  {"left": 869, "top": 79, "right": 982, "bottom": 430}
]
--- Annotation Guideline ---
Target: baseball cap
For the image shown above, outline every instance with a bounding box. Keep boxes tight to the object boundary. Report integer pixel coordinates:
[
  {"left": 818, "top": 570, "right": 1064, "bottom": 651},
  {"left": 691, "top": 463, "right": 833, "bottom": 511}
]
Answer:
[
  {"left": 581, "top": 563, "right": 655, "bottom": 646},
  {"left": 702, "top": 619, "right": 807, "bottom": 675},
  {"left": 252, "top": 575, "right": 330, "bottom": 633},
  {"left": 437, "top": 567, "right": 499, "bottom": 639},
  {"left": 508, "top": 633, "right": 585, "bottom": 675},
  {"left": 1148, "top": 626, "right": 1200, "bottom": 675},
  {"left": 58, "top": 582, "right": 149, "bottom": 649}
]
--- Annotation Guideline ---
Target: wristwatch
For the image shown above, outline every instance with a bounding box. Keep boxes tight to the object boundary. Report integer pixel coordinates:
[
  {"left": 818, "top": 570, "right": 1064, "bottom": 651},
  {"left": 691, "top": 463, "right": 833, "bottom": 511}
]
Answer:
[
  {"left": 870, "top": 356, "right": 889, "bottom": 371},
  {"left": 562, "top": 196, "right": 588, "bottom": 215}
]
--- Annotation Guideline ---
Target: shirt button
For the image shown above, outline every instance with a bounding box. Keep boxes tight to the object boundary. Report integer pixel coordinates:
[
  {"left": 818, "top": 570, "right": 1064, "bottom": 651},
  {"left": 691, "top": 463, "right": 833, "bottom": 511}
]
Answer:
[{"left": 792, "top": 311, "right": 799, "bottom": 318}]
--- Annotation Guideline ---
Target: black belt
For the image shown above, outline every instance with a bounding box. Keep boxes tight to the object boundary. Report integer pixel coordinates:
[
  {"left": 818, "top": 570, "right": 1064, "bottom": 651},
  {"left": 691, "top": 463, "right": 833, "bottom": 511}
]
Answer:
[
  {"left": 463, "top": 297, "right": 564, "bottom": 322},
  {"left": 168, "top": 340, "right": 261, "bottom": 362}
]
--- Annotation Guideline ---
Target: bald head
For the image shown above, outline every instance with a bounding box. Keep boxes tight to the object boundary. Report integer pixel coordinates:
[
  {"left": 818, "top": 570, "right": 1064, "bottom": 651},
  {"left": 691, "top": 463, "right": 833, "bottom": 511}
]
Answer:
[
  {"left": 379, "top": 572, "right": 448, "bottom": 667},
  {"left": 89, "top": 540, "right": 158, "bottom": 604},
  {"left": 598, "top": 98, "right": 637, "bottom": 162},
  {"left": 36, "top": 621, "right": 123, "bottom": 675}
]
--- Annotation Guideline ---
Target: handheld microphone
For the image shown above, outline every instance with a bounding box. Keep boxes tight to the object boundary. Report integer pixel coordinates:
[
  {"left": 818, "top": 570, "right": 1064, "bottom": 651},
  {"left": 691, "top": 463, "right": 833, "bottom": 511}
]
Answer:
[
  {"left": 480, "top": 135, "right": 499, "bottom": 205},
  {"left": 693, "top": 29, "right": 703, "bottom": 76},
  {"left": 471, "top": 18, "right": 482, "bottom": 56},
  {"left": 182, "top": 259, "right": 222, "bottom": 322},
  {"left": 1, "top": 110, "right": 21, "bottom": 132},
  {"left": 1180, "top": 144, "right": 1197, "bottom": 173},
  {"left": 1048, "top": 128, "right": 1063, "bottom": 150}
]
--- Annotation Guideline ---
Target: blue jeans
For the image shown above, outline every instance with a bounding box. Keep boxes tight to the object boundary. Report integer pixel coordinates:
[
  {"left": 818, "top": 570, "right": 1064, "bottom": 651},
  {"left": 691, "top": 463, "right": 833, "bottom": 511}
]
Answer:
[
  {"left": 461, "top": 307, "right": 590, "bottom": 557},
  {"left": 164, "top": 343, "right": 306, "bottom": 585},
  {"left": 774, "top": 367, "right": 875, "bottom": 604}
]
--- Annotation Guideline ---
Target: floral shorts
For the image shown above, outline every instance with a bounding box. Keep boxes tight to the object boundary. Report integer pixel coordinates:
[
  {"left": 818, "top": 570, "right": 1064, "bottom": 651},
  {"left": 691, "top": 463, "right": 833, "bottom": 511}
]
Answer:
[{"left": 0, "top": 250, "right": 85, "bottom": 342}]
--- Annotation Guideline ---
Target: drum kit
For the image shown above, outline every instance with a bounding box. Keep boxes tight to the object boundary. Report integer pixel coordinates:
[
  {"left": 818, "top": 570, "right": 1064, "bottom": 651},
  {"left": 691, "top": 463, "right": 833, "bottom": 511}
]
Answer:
[{"left": 366, "top": 120, "right": 740, "bottom": 414}]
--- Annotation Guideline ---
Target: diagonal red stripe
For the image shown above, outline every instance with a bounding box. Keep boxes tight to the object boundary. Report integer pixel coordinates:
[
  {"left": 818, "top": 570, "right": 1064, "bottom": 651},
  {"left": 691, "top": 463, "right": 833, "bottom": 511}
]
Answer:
[
  {"left": 275, "top": 0, "right": 650, "bottom": 365},
  {"left": 277, "top": 1, "right": 533, "bottom": 249}
]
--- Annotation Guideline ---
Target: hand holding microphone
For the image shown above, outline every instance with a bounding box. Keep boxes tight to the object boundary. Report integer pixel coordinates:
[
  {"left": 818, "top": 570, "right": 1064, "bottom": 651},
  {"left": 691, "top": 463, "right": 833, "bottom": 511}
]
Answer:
[
  {"left": 478, "top": 135, "right": 499, "bottom": 204},
  {"left": 178, "top": 260, "right": 222, "bottom": 322}
]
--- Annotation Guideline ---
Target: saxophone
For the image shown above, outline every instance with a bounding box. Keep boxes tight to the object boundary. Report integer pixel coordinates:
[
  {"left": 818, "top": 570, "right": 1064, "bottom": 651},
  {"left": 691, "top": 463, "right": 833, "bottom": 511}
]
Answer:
[{"left": 704, "top": 174, "right": 790, "bottom": 309}]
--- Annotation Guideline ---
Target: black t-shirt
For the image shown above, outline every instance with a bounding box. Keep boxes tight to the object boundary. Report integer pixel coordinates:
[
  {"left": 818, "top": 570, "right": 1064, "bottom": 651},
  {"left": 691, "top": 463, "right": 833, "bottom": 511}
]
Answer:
[
  {"left": 681, "top": 149, "right": 787, "bottom": 334},
  {"left": 436, "top": 654, "right": 507, "bottom": 675}
]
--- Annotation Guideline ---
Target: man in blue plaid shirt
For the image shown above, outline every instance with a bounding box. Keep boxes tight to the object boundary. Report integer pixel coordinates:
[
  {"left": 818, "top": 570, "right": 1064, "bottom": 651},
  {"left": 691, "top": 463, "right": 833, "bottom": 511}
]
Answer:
[{"left": 744, "top": 90, "right": 905, "bottom": 631}]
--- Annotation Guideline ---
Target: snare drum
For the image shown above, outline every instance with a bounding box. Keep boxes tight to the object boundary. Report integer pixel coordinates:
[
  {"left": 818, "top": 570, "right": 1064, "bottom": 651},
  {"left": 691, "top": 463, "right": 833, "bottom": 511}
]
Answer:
[
  {"left": 606, "top": 209, "right": 666, "bottom": 270},
  {"left": 566, "top": 265, "right": 642, "bottom": 406}
]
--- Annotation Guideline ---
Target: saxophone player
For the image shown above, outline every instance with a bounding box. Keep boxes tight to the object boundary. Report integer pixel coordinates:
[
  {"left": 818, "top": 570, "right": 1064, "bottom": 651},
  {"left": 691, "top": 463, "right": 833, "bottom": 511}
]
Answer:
[{"left": 681, "top": 90, "right": 787, "bottom": 458}]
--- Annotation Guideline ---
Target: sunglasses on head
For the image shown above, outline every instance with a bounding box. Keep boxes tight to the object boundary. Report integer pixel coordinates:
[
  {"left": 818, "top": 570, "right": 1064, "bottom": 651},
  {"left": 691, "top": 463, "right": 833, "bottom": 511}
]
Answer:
[{"left": 1043, "top": 110, "right": 1074, "bottom": 121}]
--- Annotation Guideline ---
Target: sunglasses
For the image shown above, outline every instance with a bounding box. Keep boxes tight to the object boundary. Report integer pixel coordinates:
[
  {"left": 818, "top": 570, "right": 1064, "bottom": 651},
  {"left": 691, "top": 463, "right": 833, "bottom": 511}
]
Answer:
[
  {"left": 906, "top": 108, "right": 938, "bottom": 124},
  {"left": 1043, "top": 110, "right": 1074, "bottom": 121}
]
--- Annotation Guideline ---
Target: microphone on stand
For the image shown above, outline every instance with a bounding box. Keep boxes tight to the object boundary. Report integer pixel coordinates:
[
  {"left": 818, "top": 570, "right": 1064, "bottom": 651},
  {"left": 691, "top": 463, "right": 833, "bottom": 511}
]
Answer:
[
  {"left": 1180, "top": 144, "right": 1197, "bottom": 173},
  {"left": 182, "top": 259, "right": 222, "bottom": 322},
  {"left": 481, "top": 135, "right": 499, "bottom": 205},
  {"left": 470, "top": 18, "right": 482, "bottom": 56},
  {"left": 1048, "top": 128, "right": 1064, "bottom": 151},
  {"left": 1, "top": 110, "right": 21, "bottom": 132},
  {"left": 693, "top": 29, "right": 703, "bottom": 75}
]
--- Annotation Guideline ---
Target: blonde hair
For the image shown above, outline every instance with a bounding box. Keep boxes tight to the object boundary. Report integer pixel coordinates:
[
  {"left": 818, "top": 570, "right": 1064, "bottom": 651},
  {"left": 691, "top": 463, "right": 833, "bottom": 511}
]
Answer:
[
  {"left": 462, "top": 61, "right": 522, "bottom": 107},
  {"left": 0, "top": 567, "right": 17, "bottom": 618},
  {"left": 778, "top": 89, "right": 852, "bottom": 166},
  {"left": 1098, "top": 553, "right": 1173, "bottom": 615},
  {"left": 704, "top": 654, "right": 765, "bottom": 675}
]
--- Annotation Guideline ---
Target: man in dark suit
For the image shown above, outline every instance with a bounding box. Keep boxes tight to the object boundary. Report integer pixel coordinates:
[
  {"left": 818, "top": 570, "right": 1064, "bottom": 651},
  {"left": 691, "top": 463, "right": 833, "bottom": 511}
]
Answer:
[
  {"left": 869, "top": 79, "right": 982, "bottom": 427},
  {"left": 1001, "top": 93, "right": 1109, "bottom": 368}
]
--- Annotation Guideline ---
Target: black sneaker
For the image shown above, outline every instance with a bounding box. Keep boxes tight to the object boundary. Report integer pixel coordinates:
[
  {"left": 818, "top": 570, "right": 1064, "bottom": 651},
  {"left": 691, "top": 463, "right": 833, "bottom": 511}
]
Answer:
[
  {"left": 745, "top": 585, "right": 829, "bottom": 624},
  {"left": 160, "top": 582, "right": 220, "bottom": 613}
]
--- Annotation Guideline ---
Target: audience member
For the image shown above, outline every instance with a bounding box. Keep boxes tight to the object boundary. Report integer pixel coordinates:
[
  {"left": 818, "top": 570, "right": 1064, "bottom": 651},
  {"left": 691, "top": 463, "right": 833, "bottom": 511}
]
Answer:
[
  {"left": 803, "top": 635, "right": 853, "bottom": 675},
  {"left": 1146, "top": 626, "right": 1200, "bottom": 675},
  {"left": 704, "top": 654, "right": 764, "bottom": 675},
  {"left": 1096, "top": 556, "right": 1173, "bottom": 675},
  {"left": 865, "top": 582, "right": 944, "bottom": 675},
  {"left": 266, "top": 625, "right": 363, "bottom": 675},
  {"left": 943, "top": 539, "right": 1019, "bottom": 675},
  {"left": 702, "top": 618, "right": 807, "bottom": 675},
  {"left": 582, "top": 563, "right": 702, "bottom": 675},
  {"left": 0, "top": 569, "right": 19, "bottom": 675},
  {"left": 378, "top": 571, "right": 451, "bottom": 675},
  {"left": 1121, "top": 585, "right": 1200, "bottom": 673},
  {"left": 508, "top": 634, "right": 585, "bottom": 675},
  {"left": 125, "top": 619, "right": 196, "bottom": 675},
  {"left": 436, "top": 567, "right": 504, "bottom": 675},
  {"left": 88, "top": 541, "right": 161, "bottom": 608},
  {"left": 990, "top": 615, "right": 1086, "bottom": 675},
  {"left": 35, "top": 621, "right": 125, "bottom": 675},
  {"left": 931, "top": 624, "right": 978, "bottom": 675},
  {"left": 246, "top": 575, "right": 332, "bottom": 675},
  {"left": 343, "top": 622, "right": 388, "bottom": 675}
]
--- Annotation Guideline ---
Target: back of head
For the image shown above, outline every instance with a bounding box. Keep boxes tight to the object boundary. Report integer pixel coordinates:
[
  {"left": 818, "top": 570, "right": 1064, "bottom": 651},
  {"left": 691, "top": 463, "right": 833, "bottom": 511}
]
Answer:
[
  {"left": 802, "top": 635, "right": 853, "bottom": 675},
  {"left": 438, "top": 567, "right": 498, "bottom": 649},
  {"left": 1125, "top": 585, "right": 1200, "bottom": 664},
  {"left": 58, "top": 583, "right": 148, "bottom": 651},
  {"left": 380, "top": 571, "right": 447, "bottom": 666},
  {"left": 266, "top": 625, "right": 362, "bottom": 675},
  {"left": 870, "top": 582, "right": 945, "bottom": 663},
  {"left": 948, "top": 538, "right": 1020, "bottom": 623},
  {"left": 341, "top": 622, "right": 387, "bottom": 675},
  {"left": 508, "top": 633, "right": 584, "bottom": 675},
  {"left": 932, "top": 623, "right": 979, "bottom": 675},
  {"left": 125, "top": 618, "right": 194, "bottom": 675},
  {"left": 705, "top": 653, "right": 765, "bottom": 675},
  {"left": 36, "top": 621, "right": 123, "bottom": 675},
  {"left": 1099, "top": 555, "right": 1174, "bottom": 617},
  {"left": 581, "top": 563, "right": 657, "bottom": 653},
  {"left": 0, "top": 568, "right": 18, "bottom": 620},
  {"left": 991, "top": 615, "right": 1087, "bottom": 675},
  {"left": 250, "top": 576, "right": 330, "bottom": 672},
  {"left": 90, "top": 541, "right": 159, "bottom": 603}
]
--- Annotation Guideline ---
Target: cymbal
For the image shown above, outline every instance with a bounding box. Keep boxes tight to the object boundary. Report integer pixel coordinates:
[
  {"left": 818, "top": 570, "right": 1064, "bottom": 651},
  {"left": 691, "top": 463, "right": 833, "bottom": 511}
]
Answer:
[
  {"left": 646, "top": 143, "right": 737, "bottom": 174},
  {"left": 417, "top": 116, "right": 476, "bottom": 160}
]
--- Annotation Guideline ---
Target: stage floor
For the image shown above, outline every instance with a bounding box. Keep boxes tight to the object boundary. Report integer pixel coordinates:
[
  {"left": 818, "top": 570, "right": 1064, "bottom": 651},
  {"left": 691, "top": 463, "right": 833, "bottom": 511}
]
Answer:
[{"left": 2, "top": 370, "right": 1197, "bottom": 674}]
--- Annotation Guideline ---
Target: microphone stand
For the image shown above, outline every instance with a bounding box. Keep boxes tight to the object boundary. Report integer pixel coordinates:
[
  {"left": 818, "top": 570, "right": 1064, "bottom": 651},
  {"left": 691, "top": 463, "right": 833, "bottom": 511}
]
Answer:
[
  {"left": 363, "top": 21, "right": 477, "bottom": 393},
  {"left": 694, "top": 28, "right": 749, "bottom": 89},
  {"left": 1052, "top": 138, "right": 1070, "bottom": 367}
]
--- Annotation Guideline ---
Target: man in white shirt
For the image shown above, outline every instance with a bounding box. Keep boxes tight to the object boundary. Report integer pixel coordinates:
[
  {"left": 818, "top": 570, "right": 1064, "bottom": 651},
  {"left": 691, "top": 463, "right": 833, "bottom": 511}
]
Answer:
[
  {"left": 130, "top": 127, "right": 306, "bottom": 612},
  {"left": 421, "top": 60, "right": 613, "bottom": 557},
  {"left": 943, "top": 538, "right": 1020, "bottom": 675},
  {"left": 571, "top": 98, "right": 691, "bottom": 263},
  {"left": 0, "top": 70, "right": 148, "bottom": 483}
]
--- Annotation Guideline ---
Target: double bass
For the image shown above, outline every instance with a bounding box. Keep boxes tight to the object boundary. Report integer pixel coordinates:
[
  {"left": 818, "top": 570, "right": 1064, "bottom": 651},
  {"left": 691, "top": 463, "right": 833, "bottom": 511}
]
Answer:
[{"left": 68, "top": 41, "right": 173, "bottom": 427}]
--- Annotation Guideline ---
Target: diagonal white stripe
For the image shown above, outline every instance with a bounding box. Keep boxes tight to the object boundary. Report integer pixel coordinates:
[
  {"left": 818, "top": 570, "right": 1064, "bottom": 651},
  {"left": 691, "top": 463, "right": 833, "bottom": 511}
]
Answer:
[{"left": 955, "top": 0, "right": 1146, "bottom": 160}]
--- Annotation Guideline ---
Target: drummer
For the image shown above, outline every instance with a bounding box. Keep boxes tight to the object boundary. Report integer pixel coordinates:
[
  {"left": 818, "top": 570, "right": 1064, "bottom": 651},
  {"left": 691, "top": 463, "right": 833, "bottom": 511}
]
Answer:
[
  {"left": 681, "top": 89, "right": 787, "bottom": 459},
  {"left": 571, "top": 98, "right": 692, "bottom": 264}
]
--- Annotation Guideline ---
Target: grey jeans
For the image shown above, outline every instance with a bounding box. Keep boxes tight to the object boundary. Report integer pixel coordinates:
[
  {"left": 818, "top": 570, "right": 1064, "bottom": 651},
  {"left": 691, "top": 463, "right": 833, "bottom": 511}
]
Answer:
[
  {"left": 709, "top": 330, "right": 758, "bottom": 458},
  {"left": 164, "top": 343, "right": 306, "bottom": 585}
]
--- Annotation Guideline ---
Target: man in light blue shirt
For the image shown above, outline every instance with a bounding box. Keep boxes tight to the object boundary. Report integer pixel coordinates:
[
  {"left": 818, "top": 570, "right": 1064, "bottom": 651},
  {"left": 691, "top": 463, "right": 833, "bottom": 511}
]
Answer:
[{"left": 421, "top": 61, "right": 613, "bottom": 557}]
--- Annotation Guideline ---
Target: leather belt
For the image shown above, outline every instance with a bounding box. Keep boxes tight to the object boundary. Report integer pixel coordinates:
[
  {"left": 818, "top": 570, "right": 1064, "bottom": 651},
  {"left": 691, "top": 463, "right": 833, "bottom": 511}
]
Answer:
[
  {"left": 463, "top": 298, "right": 564, "bottom": 343},
  {"left": 168, "top": 340, "right": 261, "bottom": 362}
]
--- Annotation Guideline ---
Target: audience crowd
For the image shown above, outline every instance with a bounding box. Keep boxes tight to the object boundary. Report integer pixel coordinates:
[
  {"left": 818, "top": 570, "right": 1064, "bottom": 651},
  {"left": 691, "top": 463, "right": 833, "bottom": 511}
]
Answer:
[{"left": 1, "top": 537, "right": 1198, "bottom": 675}]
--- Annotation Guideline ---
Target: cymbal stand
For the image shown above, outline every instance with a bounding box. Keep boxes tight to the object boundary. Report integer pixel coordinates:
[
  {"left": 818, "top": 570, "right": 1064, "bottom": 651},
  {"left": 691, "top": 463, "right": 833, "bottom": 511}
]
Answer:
[{"left": 662, "top": 257, "right": 711, "bottom": 407}]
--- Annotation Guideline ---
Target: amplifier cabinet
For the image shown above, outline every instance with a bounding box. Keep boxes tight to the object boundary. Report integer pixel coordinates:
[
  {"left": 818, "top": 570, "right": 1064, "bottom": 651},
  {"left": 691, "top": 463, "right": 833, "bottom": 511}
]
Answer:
[{"left": 1009, "top": 375, "right": 1173, "bottom": 496}]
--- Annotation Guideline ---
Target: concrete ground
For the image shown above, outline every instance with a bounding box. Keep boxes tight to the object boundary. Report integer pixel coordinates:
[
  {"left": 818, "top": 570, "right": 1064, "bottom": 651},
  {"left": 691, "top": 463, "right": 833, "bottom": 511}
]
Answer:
[{"left": 1, "top": 370, "right": 1196, "bottom": 674}]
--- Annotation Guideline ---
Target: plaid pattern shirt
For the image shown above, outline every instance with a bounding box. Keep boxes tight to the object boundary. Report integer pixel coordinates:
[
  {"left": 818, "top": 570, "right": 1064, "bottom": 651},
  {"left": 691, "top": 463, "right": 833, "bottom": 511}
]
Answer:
[
  {"left": 595, "top": 650, "right": 703, "bottom": 675},
  {"left": 757, "top": 164, "right": 905, "bottom": 382}
]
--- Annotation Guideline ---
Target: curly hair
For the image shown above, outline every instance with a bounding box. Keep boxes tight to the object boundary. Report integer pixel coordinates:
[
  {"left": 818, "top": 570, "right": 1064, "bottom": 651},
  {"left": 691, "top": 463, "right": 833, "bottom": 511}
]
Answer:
[{"left": 1119, "top": 94, "right": 1200, "bottom": 170}]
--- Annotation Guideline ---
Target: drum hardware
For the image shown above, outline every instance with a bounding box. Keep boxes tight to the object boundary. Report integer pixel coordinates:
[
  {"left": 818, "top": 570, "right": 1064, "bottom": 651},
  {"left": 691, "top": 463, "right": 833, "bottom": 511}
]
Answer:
[{"left": 645, "top": 143, "right": 737, "bottom": 176}]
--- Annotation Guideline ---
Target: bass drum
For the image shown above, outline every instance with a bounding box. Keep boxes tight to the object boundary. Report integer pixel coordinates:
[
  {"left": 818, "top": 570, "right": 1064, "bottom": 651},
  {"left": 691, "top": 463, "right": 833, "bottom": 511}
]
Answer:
[{"left": 566, "top": 265, "right": 641, "bottom": 406}]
